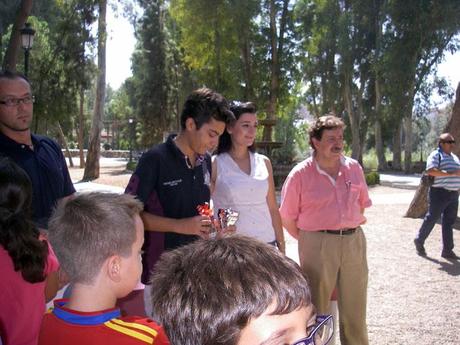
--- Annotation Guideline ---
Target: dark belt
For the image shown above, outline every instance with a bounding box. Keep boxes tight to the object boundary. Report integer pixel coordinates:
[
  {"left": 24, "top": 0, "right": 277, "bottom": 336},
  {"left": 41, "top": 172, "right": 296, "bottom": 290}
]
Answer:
[{"left": 319, "top": 228, "right": 357, "bottom": 235}]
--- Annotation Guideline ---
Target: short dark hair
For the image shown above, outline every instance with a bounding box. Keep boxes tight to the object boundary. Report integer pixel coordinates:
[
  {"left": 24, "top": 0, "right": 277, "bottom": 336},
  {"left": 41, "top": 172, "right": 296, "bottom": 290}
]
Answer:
[
  {"left": 217, "top": 101, "right": 257, "bottom": 154},
  {"left": 0, "top": 70, "right": 30, "bottom": 85},
  {"left": 0, "top": 157, "right": 48, "bottom": 283},
  {"left": 180, "top": 88, "right": 234, "bottom": 130},
  {"left": 309, "top": 114, "right": 345, "bottom": 150},
  {"left": 48, "top": 193, "right": 143, "bottom": 284},
  {"left": 150, "top": 235, "right": 312, "bottom": 345},
  {"left": 438, "top": 132, "right": 454, "bottom": 145}
]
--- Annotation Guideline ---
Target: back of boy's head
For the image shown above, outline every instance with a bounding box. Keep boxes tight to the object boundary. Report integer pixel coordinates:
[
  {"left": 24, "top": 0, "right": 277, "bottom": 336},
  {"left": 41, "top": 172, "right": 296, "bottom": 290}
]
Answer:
[
  {"left": 150, "top": 235, "right": 311, "bottom": 345},
  {"left": 180, "top": 88, "right": 234, "bottom": 130},
  {"left": 48, "top": 192, "right": 143, "bottom": 284}
]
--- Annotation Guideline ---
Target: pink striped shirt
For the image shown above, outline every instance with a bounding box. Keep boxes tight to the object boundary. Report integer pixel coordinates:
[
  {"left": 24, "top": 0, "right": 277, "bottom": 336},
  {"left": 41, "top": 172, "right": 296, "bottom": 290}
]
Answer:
[{"left": 280, "top": 156, "right": 372, "bottom": 231}]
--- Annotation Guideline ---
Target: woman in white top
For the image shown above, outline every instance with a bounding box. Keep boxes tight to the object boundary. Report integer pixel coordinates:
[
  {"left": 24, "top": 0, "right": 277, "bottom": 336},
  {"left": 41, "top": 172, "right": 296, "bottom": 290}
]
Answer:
[{"left": 211, "top": 101, "right": 285, "bottom": 253}]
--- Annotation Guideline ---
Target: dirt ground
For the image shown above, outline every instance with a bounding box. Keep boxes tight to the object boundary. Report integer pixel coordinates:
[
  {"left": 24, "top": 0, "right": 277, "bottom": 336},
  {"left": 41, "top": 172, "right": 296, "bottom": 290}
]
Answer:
[{"left": 68, "top": 163, "right": 460, "bottom": 345}]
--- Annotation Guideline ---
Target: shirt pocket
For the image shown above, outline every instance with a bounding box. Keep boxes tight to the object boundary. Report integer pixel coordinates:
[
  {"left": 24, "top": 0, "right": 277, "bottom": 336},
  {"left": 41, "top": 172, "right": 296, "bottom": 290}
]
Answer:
[
  {"left": 348, "top": 183, "right": 361, "bottom": 204},
  {"left": 301, "top": 186, "right": 332, "bottom": 210}
]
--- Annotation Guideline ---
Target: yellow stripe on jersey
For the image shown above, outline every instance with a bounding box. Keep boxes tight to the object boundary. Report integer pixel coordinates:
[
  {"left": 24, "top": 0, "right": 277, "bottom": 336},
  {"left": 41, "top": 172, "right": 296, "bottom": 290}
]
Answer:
[
  {"left": 110, "top": 318, "right": 159, "bottom": 338},
  {"left": 104, "top": 320, "right": 153, "bottom": 344}
]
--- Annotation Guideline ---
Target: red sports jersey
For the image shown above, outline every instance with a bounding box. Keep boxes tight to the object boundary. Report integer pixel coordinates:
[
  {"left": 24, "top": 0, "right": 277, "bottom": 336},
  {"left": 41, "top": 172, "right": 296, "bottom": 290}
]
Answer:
[{"left": 38, "top": 299, "right": 170, "bottom": 345}]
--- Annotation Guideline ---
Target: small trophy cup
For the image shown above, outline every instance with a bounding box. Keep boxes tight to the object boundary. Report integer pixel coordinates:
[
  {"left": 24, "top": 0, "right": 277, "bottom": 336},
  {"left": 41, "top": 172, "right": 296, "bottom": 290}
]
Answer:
[{"left": 196, "top": 203, "right": 239, "bottom": 238}]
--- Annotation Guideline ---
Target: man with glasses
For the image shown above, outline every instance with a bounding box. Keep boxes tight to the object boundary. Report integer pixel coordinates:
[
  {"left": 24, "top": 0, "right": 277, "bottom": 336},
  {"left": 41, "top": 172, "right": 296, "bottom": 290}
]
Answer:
[
  {"left": 280, "top": 114, "right": 371, "bottom": 345},
  {"left": 150, "top": 235, "right": 334, "bottom": 345},
  {"left": 0, "top": 70, "right": 75, "bottom": 229},
  {"left": 124, "top": 88, "right": 234, "bottom": 315},
  {"left": 414, "top": 132, "right": 460, "bottom": 259}
]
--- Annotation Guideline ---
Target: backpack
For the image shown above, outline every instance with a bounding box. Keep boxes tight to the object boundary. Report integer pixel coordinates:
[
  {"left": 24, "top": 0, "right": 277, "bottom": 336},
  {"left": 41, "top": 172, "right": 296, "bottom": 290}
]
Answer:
[{"left": 420, "top": 152, "right": 441, "bottom": 187}]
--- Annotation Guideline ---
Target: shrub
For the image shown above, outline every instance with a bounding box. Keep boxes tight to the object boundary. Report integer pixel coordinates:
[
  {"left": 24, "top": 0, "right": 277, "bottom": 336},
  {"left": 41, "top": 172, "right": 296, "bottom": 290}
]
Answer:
[
  {"left": 126, "top": 161, "right": 137, "bottom": 171},
  {"left": 365, "top": 171, "right": 380, "bottom": 186}
]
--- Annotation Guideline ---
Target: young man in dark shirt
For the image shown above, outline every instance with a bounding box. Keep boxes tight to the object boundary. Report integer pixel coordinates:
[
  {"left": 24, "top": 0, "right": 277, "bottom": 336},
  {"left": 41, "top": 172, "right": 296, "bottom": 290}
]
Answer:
[
  {"left": 125, "top": 87, "right": 234, "bottom": 315},
  {"left": 0, "top": 71, "right": 75, "bottom": 228}
]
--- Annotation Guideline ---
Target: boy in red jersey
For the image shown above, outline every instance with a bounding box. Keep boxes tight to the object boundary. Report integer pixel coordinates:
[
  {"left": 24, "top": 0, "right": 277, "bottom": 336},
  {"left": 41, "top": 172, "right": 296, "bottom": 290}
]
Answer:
[{"left": 38, "top": 193, "right": 169, "bottom": 345}]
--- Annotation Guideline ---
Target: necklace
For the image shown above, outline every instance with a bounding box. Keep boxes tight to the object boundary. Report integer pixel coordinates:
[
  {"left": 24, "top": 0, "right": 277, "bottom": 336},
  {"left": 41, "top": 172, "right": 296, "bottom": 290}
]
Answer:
[{"left": 184, "top": 155, "right": 193, "bottom": 169}]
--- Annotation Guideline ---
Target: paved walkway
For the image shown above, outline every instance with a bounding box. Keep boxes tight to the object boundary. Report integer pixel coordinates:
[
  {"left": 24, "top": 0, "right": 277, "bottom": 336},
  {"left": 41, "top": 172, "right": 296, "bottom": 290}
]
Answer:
[
  {"left": 73, "top": 181, "right": 124, "bottom": 193},
  {"left": 70, "top": 157, "right": 423, "bottom": 193},
  {"left": 379, "top": 172, "right": 420, "bottom": 190},
  {"left": 69, "top": 157, "right": 126, "bottom": 193}
]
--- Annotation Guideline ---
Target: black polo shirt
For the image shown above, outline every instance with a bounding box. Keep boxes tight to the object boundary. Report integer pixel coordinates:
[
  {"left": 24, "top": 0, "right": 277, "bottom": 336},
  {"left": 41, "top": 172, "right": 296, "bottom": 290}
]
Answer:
[
  {"left": 0, "top": 132, "right": 75, "bottom": 228},
  {"left": 125, "top": 134, "right": 211, "bottom": 283}
]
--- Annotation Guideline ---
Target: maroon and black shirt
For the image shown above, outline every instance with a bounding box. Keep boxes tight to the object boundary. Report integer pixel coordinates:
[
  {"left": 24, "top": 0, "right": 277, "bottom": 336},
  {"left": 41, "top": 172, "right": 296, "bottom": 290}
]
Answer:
[{"left": 125, "top": 134, "right": 211, "bottom": 284}]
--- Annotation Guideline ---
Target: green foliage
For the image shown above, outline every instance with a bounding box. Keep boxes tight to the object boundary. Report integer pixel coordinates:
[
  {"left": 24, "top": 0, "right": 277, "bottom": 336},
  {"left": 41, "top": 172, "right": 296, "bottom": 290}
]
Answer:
[
  {"left": 169, "top": 0, "right": 253, "bottom": 98},
  {"left": 1, "top": 1, "right": 96, "bottom": 139},
  {"left": 127, "top": 1, "right": 177, "bottom": 147},
  {"left": 105, "top": 85, "right": 134, "bottom": 149},
  {"left": 272, "top": 87, "right": 310, "bottom": 164},
  {"left": 3, "top": 0, "right": 459, "bottom": 164},
  {"left": 126, "top": 160, "right": 137, "bottom": 171},
  {"left": 365, "top": 171, "right": 380, "bottom": 186}
]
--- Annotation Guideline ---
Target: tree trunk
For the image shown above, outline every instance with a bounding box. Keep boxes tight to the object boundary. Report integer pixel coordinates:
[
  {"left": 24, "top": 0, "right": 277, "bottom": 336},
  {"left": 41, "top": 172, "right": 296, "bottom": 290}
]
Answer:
[
  {"left": 56, "top": 122, "right": 74, "bottom": 168},
  {"left": 83, "top": 0, "right": 107, "bottom": 181},
  {"left": 214, "top": 21, "right": 223, "bottom": 91},
  {"left": 372, "top": 1, "right": 387, "bottom": 171},
  {"left": 240, "top": 33, "right": 253, "bottom": 101},
  {"left": 375, "top": 119, "right": 387, "bottom": 170},
  {"left": 78, "top": 87, "right": 85, "bottom": 168},
  {"left": 374, "top": 68, "right": 387, "bottom": 170},
  {"left": 406, "top": 82, "right": 460, "bottom": 217},
  {"left": 1, "top": 0, "right": 33, "bottom": 72},
  {"left": 392, "top": 121, "right": 402, "bottom": 170},
  {"left": 355, "top": 75, "right": 366, "bottom": 165},
  {"left": 403, "top": 111, "right": 413, "bottom": 173},
  {"left": 263, "top": 0, "right": 288, "bottom": 141},
  {"left": 445, "top": 82, "right": 460, "bottom": 157},
  {"left": 405, "top": 182, "right": 429, "bottom": 218},
  {"left": 344, "top": 70, "right": 360, "bottom": 160},
  {"left": 374, "top": 75, "right": 388, "bottom": 171}
]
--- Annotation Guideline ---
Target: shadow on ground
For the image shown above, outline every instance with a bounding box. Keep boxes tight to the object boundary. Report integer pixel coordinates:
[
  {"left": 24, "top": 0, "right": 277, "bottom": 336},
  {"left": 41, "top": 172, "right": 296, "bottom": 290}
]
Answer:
[{"left": 420, "top": 255, "right": 460, "bottom": 276}]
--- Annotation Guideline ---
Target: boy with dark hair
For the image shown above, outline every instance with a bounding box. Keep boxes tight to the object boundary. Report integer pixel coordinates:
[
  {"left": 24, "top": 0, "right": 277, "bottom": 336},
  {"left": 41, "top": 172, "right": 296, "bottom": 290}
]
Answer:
[
  {"left": 150, "top": 235, "right": 334, "bottom": 345},
  {"left": 125, "top": 87, "right": 234, "bottom": 315},
  {"left": 38, "top": 193, "right": 169, "bottom": 345}
]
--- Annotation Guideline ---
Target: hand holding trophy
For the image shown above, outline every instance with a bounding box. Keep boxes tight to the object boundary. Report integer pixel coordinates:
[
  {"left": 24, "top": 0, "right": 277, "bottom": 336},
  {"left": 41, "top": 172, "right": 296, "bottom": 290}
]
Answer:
[{"left": 197, "top": 203, "right": 239, "bottom": 238}]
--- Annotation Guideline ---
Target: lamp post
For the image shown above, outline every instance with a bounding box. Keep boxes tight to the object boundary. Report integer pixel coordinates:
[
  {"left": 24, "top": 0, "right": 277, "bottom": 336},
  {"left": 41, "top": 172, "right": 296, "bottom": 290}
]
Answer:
[
  {"left": 128, "top": 118, "right": 134, "bottom": 163},
  {"left": 20, "top": 22, "right": 36, "bottom": 77}
]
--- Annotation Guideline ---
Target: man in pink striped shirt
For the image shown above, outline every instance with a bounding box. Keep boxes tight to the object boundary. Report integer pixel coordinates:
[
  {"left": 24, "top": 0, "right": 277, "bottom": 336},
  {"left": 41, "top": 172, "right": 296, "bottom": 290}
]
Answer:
[{"left": 280, "top": 115, "right": 372, "bottom": 345}]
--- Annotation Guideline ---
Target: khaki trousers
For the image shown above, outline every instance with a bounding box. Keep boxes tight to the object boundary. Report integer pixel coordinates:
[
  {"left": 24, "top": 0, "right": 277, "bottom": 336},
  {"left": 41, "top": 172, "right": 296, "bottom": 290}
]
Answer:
[{"left": 299, "top": 227, "right": 369, "bottom": 345}]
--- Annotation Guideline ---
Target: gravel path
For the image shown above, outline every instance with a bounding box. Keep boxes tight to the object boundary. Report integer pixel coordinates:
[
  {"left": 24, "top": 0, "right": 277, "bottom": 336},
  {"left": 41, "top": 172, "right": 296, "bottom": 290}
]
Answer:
[
  {"left": 364, "top": 187, "right": 459, "bottom": 345},
  {"left": 68, "top": 163, "right": 460, "bottom": 345}
]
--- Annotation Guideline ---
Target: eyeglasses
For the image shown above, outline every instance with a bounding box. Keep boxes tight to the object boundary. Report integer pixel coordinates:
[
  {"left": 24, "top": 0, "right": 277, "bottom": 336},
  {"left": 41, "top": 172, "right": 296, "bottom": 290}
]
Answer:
[
  {"left": 0, "top": 95, "right": 34, "bottom": 107},
  {"left": 441, "top": 140, "right": 455, "bottom": 144},
  {"left": 292, "top": 315, "right": 334, "bottom": 345}
]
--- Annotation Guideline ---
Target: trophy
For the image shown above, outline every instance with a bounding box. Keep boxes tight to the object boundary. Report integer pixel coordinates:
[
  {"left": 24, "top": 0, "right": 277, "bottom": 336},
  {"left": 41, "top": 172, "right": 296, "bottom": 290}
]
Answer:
[{"left": 197, "top": 203, "right": 239, "bottom": 238}]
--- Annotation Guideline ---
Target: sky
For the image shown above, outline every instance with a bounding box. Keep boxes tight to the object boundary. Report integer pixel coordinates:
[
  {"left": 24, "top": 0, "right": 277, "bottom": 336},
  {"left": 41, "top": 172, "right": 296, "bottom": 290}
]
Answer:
[
  {"left": 105, "top": 9, "right": 460, "bottom": 95},
  {"left": 436, "top": 51, "right": 460, "bottom": 90},
  {"left": 105, "top": 5, "right": 136, "bottom": 89}
]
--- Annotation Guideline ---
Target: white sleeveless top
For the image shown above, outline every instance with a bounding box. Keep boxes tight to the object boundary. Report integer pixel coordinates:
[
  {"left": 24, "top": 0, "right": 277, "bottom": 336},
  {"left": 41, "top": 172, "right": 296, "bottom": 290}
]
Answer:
[{"left": 212, "top": 152, "right": 276, "bottom": 242}]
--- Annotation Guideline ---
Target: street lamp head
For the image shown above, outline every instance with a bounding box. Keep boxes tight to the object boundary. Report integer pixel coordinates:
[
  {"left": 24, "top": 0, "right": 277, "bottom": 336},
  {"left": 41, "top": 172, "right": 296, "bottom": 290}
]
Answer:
[{"left": 20, "top": 23, "right": 36, "bottom": 50}]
